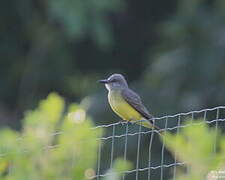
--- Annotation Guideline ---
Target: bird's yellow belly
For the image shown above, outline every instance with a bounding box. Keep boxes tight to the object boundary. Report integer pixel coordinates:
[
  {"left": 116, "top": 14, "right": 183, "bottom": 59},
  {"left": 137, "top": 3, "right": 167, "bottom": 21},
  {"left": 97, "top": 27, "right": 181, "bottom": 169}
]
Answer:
[{"left": 108, "top": 91, "right": 142, "bottom": 121}]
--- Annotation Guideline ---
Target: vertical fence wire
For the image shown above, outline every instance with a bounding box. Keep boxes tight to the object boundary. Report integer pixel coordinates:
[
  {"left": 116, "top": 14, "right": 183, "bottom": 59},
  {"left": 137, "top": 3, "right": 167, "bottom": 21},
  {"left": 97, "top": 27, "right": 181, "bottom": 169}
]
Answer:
[
  {"left": 214, "top": 108, "right": 220, "bottom": 153},
  {"left": 186, "top": 112, "right": 194, "bottom": 175},
  {"left": 97, "top": 140, "right": 102, "bottom": 180},
  {"left": 173, "top": 115, "right": 181, "bottom": 180},
  {"left": 122, "top": 123, "right": 129, "bottom": 180},
  {"left": 110, "top": 125, "right": 115, "bottom": 168},
  {"left": 147, "top": 122, "right": 155, "bottom": 180},
  {"left": 160, "top": 117, "right": 168, "bottom": 180},
  {"left": 135, "top": 124, "right": 142, "bottom": 180},
  {"left": 203, "top": 110, "right": 207, "bottom": 122}
]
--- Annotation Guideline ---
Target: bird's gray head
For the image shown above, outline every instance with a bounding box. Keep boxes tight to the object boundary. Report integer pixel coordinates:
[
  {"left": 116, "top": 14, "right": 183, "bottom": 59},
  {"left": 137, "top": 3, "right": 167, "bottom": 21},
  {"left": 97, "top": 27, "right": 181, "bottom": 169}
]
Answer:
[{"left": 99, "top": 74, "right": 128, "bottom": 91}]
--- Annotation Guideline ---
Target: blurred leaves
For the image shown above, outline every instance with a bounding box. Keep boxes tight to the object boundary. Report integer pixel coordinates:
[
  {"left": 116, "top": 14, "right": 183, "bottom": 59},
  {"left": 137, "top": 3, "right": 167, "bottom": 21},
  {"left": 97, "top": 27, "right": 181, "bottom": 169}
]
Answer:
[
  {"left": 0, "top": 93, "right": 131, "bottom": 179},
  {"left": 162, "top": 119, "right": 225, "bottom": 180},
  {"left": 103, "top": 158, "right": 133, "bottom": 180}
]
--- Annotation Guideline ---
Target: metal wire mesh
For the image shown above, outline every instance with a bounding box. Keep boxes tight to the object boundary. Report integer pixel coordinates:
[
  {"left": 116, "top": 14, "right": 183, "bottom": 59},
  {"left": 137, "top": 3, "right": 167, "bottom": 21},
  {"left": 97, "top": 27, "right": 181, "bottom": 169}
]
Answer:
[
  {"left": 92, "top": 106, "right": 225, "bottom": 180},
  {"left": 0, "top": 106, "right": 224, "bottom": 179}
]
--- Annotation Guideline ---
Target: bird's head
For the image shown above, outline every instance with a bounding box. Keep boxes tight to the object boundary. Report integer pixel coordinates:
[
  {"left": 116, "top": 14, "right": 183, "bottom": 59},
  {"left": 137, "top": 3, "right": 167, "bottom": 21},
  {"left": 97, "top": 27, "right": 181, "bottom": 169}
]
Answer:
[{"left": 99, "top": 73, "right": 128, "bottom": 91}]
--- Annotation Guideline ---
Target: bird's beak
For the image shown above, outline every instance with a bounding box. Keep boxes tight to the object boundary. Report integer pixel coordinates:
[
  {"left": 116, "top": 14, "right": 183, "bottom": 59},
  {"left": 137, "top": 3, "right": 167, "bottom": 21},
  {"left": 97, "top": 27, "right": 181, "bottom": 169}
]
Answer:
[{"left": 98, "top": 79, "right": 109, "bottom": 84}]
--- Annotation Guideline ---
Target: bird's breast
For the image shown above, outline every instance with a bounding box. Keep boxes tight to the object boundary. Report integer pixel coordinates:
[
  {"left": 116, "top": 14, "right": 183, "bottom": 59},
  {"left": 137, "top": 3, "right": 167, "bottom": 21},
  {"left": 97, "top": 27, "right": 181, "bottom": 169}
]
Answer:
[{"left": 108, "top": 90, "right": 142, "bottom": 121}]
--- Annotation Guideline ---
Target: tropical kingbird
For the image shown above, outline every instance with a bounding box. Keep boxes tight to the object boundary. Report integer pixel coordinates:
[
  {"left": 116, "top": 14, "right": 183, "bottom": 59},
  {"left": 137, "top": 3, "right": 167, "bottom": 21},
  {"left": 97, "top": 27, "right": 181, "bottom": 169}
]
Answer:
[{"left": 99, "top": 73, "right": 160, "bottom": 131}]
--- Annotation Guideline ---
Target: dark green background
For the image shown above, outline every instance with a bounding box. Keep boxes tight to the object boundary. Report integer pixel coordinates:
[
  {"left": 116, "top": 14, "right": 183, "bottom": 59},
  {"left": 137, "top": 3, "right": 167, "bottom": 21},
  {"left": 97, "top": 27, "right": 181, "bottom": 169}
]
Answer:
[{"left": 1, "top": 0, "right": 225, "bottom": 179}]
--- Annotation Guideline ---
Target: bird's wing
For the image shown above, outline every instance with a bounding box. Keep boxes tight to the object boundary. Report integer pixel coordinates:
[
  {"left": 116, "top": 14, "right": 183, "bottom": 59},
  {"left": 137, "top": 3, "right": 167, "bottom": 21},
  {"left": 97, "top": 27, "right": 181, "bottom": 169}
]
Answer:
[{"left": 122, "top": 88, "right": 154, "bottom": 121}]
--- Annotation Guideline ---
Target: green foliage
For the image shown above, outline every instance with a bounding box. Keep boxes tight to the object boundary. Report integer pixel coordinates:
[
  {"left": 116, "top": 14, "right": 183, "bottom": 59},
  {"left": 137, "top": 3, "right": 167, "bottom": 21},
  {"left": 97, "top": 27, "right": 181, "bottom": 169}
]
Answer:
[
  {"left": 162, "top": 119, "right": 225, "bottom": 180},
  {"left": 1, "top": 0, "right": 225, "bottom": 179},
  {"left": 142, "top": 0, "right": 225, "bottom": 115},
  {"left": 47, "top": 0, "right": 123, "bottom": 47},
  {"left": 103, "top": 158, "right": 133, "bottom": 180},
  {"left": 0, "top": 93, "right": 131, "bottom": 180}
]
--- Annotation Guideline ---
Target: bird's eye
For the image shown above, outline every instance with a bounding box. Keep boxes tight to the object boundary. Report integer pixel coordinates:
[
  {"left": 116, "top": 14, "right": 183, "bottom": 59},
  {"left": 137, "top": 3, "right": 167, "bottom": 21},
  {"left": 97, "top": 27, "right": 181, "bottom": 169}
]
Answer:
[{"left": 110, "top": 79, "right": 116, "bottom": 83}]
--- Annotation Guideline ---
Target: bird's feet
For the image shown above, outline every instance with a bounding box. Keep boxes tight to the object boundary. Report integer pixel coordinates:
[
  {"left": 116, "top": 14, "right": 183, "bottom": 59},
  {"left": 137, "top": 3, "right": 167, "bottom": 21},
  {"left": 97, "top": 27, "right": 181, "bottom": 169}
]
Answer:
[
  {"left": 119, "top": 119, "right": 134, "bottom": 126},
  {"left": 119, "top": 120, "right": 126, "bottom": 126}
]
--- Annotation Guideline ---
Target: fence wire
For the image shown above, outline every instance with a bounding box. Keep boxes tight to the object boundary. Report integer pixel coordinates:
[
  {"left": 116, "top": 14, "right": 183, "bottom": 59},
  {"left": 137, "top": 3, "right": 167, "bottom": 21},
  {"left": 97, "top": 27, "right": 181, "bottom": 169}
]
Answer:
[
  {"left": 92, "top": 106, "right": 225, "bottom": 180},
  {"left": 0, "top": 106, "right": 224, "bottom": 179}
]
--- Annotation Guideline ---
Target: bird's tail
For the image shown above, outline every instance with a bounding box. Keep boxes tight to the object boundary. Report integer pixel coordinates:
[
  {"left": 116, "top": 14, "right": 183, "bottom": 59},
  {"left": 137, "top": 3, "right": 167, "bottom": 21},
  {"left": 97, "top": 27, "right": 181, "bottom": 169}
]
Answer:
[{"left": 135, "top": 119, "right": 162, "bottom": 135}]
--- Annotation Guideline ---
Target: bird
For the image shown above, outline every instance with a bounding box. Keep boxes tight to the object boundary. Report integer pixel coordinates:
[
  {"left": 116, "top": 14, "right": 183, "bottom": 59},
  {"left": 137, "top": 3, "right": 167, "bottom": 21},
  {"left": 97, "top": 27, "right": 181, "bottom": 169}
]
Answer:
[{"left": 99, "top": 73, "right": 160, "bottom": 132}]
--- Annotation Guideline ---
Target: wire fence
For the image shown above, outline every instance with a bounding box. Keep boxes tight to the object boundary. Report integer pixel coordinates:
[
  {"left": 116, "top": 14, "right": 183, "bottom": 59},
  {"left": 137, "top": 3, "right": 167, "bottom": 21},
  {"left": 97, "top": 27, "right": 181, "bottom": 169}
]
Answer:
[
  {"left": 91, "top": 106, "right": 225, "bottom": 180},
  {"left": 0, "top": 106, "right": 224, "bottom": 179}
]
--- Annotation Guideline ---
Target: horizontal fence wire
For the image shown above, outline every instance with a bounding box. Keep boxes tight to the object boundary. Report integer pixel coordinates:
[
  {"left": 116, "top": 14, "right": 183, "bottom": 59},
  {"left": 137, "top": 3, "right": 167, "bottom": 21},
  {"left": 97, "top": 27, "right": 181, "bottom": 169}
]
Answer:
[
  {"left": 93, "top": 106, "right": 225, "bottom": 129},
  {"left": 92, "top": 106, "right": 225, "bottom": 180},
  {"left": 0, "top": 106, "right": 225, "bottom": 180}
]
